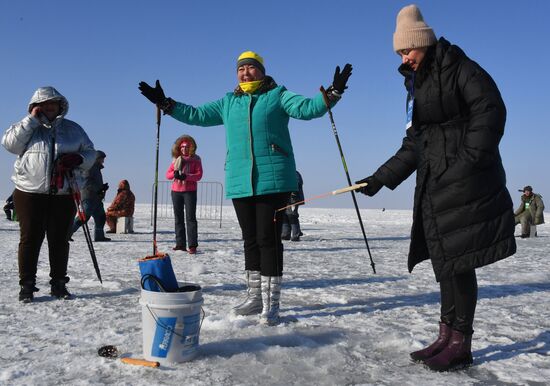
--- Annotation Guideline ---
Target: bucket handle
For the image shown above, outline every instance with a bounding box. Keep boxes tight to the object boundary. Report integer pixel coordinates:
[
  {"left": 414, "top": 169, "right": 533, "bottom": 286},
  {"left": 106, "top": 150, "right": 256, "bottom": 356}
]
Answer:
[
  {"left": 141, "top": 274, "right": 169, "bottom": 292},
  {"left": 145, "top": 304, "right": 206, "bottom": 339}
]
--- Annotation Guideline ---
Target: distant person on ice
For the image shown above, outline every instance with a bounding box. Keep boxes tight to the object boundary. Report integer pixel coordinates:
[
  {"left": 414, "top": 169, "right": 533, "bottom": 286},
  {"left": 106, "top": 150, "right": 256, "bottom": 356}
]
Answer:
[
  {"left": 281, "top": 170, "right": 304, "bottom": 241},
  {"left": 355, "top": 5, "right": 516, "bottom": 371},
  {"left": 139, "top": 51, "right": 352, "bottom": 325},
  {"left": 70, "top": 150, "right": 110, "bottom": 242},
  {"left": 105, "top": 180, "right": 135, "bottom": 233},
  {"left": 514, "top": 185, "right": 544, "bottom": 238},
  {"left": 166, "top": 134, "right": 203, "bottom": 254},
  {"left": 2, "top": 86, "right": 96, "bottom": 302},
  {"left": 4, "top": 194, "right": 15, "bottom": 221}
]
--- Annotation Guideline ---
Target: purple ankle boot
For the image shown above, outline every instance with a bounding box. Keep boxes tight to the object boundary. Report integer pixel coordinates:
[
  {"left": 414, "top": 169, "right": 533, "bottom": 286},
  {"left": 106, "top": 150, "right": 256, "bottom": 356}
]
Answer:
[
  {"left": 410, "top": 322, "right": 452, "bottom": 362},
  {"left": 424, "top": 329, "right": 473, "bottom": 371}
]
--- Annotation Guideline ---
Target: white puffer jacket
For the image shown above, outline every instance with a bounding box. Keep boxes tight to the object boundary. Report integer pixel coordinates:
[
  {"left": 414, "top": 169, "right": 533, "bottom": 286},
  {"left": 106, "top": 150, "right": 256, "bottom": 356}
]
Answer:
[{"left": 2, "top": 87, "right": 96, "bottom": 194}]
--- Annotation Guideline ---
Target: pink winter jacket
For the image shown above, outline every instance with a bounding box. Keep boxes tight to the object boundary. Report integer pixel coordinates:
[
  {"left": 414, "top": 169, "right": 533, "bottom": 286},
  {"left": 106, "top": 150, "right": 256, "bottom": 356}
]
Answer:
[{"left": 165, "top": 155, "right": 203, "bottom": 192}]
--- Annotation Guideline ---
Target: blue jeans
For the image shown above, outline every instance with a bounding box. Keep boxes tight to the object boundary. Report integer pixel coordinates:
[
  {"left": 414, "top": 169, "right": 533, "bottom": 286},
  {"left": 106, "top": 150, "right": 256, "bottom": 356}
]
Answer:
[{"left": 72, "top": 199, "right": 106, "bottom": 240}]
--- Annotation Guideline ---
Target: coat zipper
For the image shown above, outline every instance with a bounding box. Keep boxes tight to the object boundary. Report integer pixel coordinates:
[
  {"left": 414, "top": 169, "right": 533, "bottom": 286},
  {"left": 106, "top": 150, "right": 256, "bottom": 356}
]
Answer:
[
  {"left": 248, "top": 95, "right": 254, "bottom": 195},
  {"left": 48, "top": 128, "right": 57, "bottom": 195}
]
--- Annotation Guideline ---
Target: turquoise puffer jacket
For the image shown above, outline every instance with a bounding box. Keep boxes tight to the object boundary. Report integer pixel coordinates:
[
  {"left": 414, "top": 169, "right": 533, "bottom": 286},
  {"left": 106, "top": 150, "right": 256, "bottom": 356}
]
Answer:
[{"left": 170, "top": 79, "right": 334, "bottom": 199}]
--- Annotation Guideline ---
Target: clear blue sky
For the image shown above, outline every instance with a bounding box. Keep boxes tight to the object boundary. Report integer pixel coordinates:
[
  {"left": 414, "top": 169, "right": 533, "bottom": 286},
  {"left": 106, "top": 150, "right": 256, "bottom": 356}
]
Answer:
[{"left": 1, "top": 0, "right": 548, "bottom": 209}]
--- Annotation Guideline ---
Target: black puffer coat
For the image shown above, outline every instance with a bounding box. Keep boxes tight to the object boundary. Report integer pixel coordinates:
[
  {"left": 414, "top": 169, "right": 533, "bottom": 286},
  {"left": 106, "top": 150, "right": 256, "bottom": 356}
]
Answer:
[{"left": 373, "top": 38, "right": 516, "bottom": 281}]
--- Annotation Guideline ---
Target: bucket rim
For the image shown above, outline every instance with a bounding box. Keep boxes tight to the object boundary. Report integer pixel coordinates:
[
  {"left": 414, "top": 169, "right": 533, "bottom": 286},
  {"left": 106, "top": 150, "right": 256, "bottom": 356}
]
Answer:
[
  {"left": 139, "top": 299, "right": 204, "bottom": 309},
  {"left": 141, "top": 282, "right": 202, "bottom": 295}
]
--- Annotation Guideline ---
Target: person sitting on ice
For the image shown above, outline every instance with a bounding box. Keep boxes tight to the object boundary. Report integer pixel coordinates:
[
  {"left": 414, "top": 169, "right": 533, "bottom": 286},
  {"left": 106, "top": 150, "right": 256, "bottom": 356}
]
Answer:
[
  {"left": 106, "top": 179, "right": 135, "bottom": 233},
  {"left": 514, "top": 185, "right": 544, "bottom": 238}
]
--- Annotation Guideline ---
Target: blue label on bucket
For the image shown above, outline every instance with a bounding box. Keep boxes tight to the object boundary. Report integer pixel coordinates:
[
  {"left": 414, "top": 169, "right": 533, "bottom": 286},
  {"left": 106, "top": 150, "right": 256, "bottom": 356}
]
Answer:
[
  {"left": 180, "top": 314, "right": 200, "bottom": 349},
  {"left": 151, "top": 317, "right": 177, "bottom": 358}
]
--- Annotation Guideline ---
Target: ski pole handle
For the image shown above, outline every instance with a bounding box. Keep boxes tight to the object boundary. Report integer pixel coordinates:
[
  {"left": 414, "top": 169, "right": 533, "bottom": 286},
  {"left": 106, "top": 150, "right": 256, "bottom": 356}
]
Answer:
[
  {"left": 332, "top": 182, "right": 367, "bottom": 195},
  {"left": 121, "top": 357, "right": 160, "bottom": 368},
  {"left": 320, "top": 86, "right": 331, "bottom": 109}
]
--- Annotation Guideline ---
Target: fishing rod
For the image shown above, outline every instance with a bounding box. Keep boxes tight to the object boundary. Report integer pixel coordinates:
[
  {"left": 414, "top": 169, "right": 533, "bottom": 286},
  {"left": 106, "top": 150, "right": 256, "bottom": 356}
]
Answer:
[{"left": 275, "top": 182, "right": 367, "bottom": 213}]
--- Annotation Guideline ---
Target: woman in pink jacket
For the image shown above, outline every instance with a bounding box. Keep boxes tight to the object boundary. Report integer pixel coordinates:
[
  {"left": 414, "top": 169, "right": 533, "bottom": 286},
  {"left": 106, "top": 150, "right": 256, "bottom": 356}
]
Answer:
[{"left": 165, "top": 135, "right": 203, "bottom": 254}]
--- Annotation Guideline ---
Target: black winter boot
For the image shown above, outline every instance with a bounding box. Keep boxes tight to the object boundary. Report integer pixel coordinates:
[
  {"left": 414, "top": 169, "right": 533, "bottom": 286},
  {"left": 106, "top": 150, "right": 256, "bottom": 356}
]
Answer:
[
  {"left": 281, "top": 224, "right": 291, "bottom": 240},
  {"left": 50, "top": 278, "right": 73, "bottom": 300},
  {"left": 424, "top": 329, "right": 473, "bottom": 371},
  {"left": 290, "top": 224, "right": 301, "bottom": 241},
  {"left": 410, "top": 322, "right": 452, "bottom": 362},
  {"left": 19, "top": 281, "right": 39, "bottom": 303}
]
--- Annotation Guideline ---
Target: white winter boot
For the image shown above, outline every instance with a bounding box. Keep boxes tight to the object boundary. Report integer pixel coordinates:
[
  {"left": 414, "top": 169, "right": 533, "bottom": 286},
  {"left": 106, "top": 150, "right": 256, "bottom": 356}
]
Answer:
[
  {"left": 233, "top": 270, "right": 262, "bottom": 316},
  {"left": 260, "top": 276, "right": 282, "bottom": 325}
]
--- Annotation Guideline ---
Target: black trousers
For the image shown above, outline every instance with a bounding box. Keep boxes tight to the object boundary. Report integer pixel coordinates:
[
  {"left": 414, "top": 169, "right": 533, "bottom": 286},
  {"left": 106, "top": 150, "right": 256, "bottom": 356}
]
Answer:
[
  {"left": 13, "top": 189, "right": 76, "bottom": 285},
  {"left": 171, "top": 191, "right": 198, "bottom": 248},
  {"left": 282, "top": 205, "right": 300, "bottom": 226},
  {"left": 232, "top": 193, "right": 289, "bottom": 276},
  {"left": 440, "top": 270, "right": 478, "bottom": 334}
]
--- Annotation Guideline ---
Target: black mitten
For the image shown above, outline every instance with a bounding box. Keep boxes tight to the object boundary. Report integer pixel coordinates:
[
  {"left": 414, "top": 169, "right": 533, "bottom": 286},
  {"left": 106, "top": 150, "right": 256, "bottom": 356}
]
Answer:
[{"left": 355, "top": 175, "right": 383, "bottom": 197}]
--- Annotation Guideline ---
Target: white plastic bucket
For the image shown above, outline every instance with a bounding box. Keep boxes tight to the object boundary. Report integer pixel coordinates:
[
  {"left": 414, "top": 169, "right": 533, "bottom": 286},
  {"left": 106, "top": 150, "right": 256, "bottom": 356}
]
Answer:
[{"left": 140, "top": 283, "right": 203, "bottom": 364}]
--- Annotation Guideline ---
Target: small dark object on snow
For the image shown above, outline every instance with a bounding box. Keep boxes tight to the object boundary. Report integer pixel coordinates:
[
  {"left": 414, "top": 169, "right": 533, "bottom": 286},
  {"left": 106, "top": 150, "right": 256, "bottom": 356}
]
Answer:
[
  {"left": 98, "top": 345, "right": 119, "bottom": 358},
  {"left": 178, "top": 284, "right": 201, "bottom": 292}
]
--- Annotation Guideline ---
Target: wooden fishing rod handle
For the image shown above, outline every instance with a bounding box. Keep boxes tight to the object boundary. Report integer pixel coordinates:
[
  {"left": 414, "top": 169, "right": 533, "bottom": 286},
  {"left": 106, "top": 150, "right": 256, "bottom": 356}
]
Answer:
[
  {"left": 332, "top": 183, "right": 367, "bottom": 195},
  {"left": 121, "top": 357, "right": 160, "bottom": 368}
]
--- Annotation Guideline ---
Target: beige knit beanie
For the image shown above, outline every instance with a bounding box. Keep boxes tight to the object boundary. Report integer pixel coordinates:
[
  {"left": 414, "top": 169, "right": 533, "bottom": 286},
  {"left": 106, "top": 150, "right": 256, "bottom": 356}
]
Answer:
[{"left": 393, "top": 4, "right": 436, "bottom": 53}]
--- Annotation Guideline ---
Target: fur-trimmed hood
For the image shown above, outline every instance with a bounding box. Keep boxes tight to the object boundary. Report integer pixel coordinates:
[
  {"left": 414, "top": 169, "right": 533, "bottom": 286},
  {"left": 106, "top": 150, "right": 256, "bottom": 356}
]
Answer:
[{"left": 171, "top": 134, "right": 197, "bottom": 157}]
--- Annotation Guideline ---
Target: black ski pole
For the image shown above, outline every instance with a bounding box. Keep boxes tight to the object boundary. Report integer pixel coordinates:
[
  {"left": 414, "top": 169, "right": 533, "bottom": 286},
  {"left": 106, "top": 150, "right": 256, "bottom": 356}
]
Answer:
[
  {"left": 66, "top": 171, "right": 103, "bottom": 283},
  {"left": 320, "top": 86, "right": 376, "bottom": 274},
  {"left": 152, "top": 106, "right": 161, "bottom": 256}
]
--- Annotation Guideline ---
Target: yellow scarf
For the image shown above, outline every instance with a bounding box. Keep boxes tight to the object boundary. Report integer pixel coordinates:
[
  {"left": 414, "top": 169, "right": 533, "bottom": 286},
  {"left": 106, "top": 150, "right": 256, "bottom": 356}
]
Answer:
[{"left": 239, "top": 80, "right": 262, "bottom": 94}]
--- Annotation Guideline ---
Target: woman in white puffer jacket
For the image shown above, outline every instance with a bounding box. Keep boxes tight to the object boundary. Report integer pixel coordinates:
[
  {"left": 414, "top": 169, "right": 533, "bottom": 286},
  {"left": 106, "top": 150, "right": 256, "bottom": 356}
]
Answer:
[{"left": 2, "top": 86, "right": 96, "bottom": 303}]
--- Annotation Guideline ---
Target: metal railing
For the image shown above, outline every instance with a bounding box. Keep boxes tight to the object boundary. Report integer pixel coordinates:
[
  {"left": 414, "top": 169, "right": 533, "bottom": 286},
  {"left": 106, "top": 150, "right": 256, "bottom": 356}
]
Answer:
[{"left": 151, "top": 181, "right": 224, "bottom": 227}]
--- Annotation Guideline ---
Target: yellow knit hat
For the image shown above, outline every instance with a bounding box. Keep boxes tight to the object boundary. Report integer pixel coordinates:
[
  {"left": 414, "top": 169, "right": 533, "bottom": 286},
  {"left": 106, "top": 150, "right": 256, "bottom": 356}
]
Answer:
[{"left": 237, "top": 51, "right": 265, "bottom": 74}]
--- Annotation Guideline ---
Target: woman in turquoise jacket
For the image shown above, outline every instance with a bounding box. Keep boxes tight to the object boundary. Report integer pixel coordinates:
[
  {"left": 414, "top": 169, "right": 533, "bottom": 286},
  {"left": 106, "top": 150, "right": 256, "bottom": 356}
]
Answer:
[{"left": 139, "top": 51, "right": 352, "bottom": 325}]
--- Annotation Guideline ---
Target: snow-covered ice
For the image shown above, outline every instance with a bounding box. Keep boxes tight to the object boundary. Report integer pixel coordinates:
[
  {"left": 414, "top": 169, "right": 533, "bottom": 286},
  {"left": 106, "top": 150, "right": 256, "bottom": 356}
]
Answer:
[{"left": 1, "top": 204, "right": 548, "bottom": 385}]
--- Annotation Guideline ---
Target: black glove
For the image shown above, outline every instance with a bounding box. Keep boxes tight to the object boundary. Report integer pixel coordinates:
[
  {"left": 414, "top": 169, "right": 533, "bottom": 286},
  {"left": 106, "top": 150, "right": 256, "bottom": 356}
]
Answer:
[
  {"left": 332, "top": 63, "right": 353, "bottom": 94},
  {"left": 355, "top": 175, "right": 383, "bottom": 197},
  {"left": 174, "top": 171, "right": 187, "bottom": 181},
  {"left": 138, "top": 80, "right": 166, "bottom": 105},
  {"left": 102, "top": 183, "right": 109, "bottom": 192}
]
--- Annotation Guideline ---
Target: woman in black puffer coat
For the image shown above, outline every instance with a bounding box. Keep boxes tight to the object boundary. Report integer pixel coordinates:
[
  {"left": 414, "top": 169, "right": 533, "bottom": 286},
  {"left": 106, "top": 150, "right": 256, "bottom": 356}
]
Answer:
[{"left": 356, "top": 5, "right": 516, "bottom": 371}]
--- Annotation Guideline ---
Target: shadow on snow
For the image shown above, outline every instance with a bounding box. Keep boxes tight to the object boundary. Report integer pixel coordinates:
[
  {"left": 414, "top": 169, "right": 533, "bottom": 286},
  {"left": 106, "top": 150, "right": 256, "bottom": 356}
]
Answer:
[{"left": 198, "top": 330, "right": 345, "bottom": 358}]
